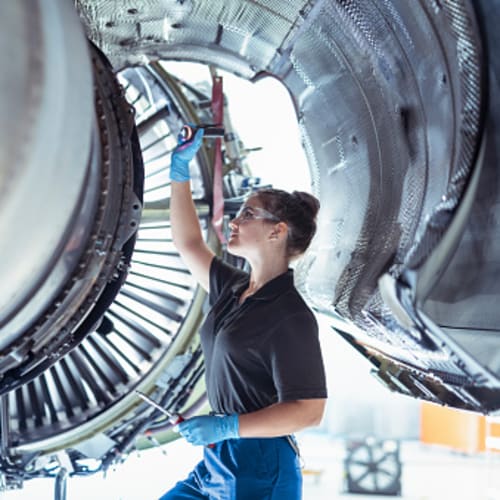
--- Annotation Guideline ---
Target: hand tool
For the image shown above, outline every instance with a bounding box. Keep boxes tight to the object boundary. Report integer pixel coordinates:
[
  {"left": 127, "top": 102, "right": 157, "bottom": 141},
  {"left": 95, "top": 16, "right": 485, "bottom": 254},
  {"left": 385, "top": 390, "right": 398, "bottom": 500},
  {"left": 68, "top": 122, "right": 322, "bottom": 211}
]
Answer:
[
  {"left": 135, "top": 390, "right": 184, "bottom": 425},
  {"left": 180, "top": 124, "right": 225, "bottom": 141}
]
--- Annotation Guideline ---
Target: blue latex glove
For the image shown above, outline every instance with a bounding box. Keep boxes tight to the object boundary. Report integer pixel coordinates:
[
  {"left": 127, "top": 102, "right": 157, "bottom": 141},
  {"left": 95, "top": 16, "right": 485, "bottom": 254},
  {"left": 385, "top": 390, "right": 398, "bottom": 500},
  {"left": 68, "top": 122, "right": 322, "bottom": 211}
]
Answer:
[
  {"left": 170, "top": 127, "right": 204, "bottom": 182},
  {"left": 174, "top": 414, "right": 239, "bottom": 446}
]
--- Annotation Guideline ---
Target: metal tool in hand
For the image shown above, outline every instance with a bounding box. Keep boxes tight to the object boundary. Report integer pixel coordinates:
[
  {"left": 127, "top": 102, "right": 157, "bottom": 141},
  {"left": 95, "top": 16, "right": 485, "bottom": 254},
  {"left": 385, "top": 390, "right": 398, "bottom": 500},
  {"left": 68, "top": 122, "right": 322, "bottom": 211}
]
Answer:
[
  {"left": 136, "top": 390, "right": 216, "bottom": 448},
  {"left": 134, "top": 390, "right": 184, "bottom": 425},
  {"left": 180, "top": 124, "right": 225, "bottom": 141}
]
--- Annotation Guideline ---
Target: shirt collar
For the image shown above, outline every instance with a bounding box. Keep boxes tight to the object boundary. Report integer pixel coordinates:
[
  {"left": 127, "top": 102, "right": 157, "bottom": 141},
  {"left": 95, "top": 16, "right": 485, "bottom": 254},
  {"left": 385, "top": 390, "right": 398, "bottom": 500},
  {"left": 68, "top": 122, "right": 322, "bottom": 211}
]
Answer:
[{"left": 231, "top": 269, "right": 295, "bottom": 301}]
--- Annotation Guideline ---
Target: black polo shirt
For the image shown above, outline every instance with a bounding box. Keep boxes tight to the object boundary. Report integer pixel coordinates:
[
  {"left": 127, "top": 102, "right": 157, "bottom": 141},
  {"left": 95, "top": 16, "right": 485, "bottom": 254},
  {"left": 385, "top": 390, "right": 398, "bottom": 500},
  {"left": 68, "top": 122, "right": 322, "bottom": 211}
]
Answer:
[{"left": 199, "top": 257, "right": 327, "bottom": 415}]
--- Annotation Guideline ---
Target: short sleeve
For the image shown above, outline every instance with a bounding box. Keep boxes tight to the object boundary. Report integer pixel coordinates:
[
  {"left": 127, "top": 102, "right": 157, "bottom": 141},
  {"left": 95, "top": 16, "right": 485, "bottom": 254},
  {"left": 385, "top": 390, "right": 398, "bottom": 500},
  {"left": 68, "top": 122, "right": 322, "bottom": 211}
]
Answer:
[
  {"left": 269, "top": 311, "right": 328, "bottom": 402},
  {"left": 209, "top": 257, "right": 247, "bottom": 306}
]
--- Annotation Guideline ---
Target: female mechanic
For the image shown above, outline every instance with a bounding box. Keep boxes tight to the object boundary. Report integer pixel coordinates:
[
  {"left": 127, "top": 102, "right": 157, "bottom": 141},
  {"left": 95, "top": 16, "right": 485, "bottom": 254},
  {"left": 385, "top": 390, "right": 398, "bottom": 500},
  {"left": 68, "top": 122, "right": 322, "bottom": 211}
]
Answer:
[{"left": 159, "top": 129, "right": 327, "bottom": 500}]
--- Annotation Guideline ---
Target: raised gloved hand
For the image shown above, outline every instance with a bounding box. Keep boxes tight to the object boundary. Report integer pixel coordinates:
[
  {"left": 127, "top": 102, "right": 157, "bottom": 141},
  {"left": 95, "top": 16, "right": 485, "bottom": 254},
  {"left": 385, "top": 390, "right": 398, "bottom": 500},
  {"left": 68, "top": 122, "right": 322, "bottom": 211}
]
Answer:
[
  {"left": 170, "top": 127, "right": 204, "bottom": 182},
  {"left": 174, "top": 414, "right": 239, "bottom": 446}
]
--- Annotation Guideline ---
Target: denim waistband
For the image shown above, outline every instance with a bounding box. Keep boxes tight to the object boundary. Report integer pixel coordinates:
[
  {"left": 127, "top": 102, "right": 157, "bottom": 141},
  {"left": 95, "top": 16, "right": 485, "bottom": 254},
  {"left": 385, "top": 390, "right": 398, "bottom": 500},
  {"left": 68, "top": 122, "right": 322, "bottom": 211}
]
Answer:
[{"left": 209, "top": 412, "right": 300, "bottom": 457}]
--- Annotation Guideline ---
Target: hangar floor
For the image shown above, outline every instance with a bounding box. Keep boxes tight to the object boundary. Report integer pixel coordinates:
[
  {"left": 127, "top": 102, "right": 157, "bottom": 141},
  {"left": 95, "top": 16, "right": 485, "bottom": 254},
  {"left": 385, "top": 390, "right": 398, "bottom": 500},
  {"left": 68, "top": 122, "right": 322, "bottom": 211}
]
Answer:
[
  {"left": 300, "top": 433, "right": 500, "bottom": 500},
  {"left": 3, "top": 431, "right": 499, "bottom": 499}
]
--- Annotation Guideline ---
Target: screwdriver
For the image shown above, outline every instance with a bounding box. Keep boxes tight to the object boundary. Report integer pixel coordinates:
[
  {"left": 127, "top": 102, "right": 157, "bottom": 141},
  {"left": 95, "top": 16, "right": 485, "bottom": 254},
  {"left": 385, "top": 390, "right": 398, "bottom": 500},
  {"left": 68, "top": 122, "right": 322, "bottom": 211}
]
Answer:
[
  {"left": 135, "top": 390, "right": 184, "bottom": 425},
  {"left": 135, "top": 390, "right": 215, "bottom": 448}
]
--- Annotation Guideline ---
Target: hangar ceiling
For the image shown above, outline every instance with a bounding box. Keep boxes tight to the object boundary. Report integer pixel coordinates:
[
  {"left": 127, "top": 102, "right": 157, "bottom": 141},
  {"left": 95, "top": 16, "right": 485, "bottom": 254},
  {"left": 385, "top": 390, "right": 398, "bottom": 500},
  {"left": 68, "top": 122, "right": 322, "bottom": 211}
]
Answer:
[{"left": 1, "top": 0, "right": 500, "bottom": 491}]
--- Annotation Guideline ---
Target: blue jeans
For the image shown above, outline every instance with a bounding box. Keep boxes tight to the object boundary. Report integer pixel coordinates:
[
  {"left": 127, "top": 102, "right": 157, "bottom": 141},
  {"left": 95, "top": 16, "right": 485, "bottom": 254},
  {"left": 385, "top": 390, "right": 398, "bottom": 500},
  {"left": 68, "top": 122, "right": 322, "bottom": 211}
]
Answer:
[{"left": 159, "top": 437, "right": 302, "bottom": 500}]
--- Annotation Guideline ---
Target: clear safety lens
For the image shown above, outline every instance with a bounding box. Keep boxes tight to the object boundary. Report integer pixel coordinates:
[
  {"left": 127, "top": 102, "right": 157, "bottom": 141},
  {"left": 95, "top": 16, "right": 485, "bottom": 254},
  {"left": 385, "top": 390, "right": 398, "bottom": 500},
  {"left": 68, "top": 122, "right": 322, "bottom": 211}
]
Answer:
[{"left": 234, "top": 205, "right": 280, "bottom": 222}]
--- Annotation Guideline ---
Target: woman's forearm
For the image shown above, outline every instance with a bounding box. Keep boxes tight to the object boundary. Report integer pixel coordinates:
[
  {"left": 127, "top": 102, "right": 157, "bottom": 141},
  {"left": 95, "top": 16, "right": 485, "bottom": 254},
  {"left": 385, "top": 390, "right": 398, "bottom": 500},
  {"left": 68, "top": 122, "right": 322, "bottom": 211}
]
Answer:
[
  {"left": 170, "top": 181, "right": 214, "bottom": 291},
  {"left": 238, "top": 399, "right": 326, "bottom": 438},
  {"left": 170, "top": 181, "right": 204, "bottom": 251}
]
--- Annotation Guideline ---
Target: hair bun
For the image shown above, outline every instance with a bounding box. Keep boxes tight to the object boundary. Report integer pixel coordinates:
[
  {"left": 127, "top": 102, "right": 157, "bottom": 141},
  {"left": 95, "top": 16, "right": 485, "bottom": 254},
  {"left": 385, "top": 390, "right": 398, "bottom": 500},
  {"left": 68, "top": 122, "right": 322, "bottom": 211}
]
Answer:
[
  {"left": 291, "top": 191, "right": 320, "bottom": 219},
  {"left": 254, "top": 187, "right": 320, "bottom": 256}
]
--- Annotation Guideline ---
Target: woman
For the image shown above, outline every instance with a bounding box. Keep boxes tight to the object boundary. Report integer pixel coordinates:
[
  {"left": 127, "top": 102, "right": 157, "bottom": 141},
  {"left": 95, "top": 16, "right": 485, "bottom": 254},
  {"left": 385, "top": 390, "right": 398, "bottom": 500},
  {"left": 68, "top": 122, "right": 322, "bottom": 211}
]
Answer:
[{"left": 160, "top": 129, "right": 327, "bottom": 499}]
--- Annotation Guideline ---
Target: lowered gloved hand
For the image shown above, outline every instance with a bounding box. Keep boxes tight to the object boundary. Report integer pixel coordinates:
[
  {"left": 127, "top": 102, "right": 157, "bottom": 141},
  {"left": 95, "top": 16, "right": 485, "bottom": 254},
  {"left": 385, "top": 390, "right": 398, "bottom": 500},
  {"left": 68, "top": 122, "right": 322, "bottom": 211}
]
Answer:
[
  {"left": 170, "top": 127, "right": 204, "bottom": 182},
  {"left": 174, "top": 414, "right": 239, "bottom": 446}
]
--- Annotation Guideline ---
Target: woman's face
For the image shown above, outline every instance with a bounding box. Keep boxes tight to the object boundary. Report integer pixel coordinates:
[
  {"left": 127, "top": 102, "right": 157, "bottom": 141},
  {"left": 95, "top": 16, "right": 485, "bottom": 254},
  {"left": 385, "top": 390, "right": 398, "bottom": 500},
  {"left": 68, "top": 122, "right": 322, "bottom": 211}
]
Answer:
[{"left": 227, "top": 195, "right": 279, "bottom": 257}]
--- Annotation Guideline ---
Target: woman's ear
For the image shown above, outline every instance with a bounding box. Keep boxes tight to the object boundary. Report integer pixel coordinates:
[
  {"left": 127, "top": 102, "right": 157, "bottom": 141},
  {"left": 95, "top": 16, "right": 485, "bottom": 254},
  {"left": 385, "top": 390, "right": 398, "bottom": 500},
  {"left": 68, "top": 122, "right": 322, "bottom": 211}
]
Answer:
[{"left": 269, "top": 222, "right": 288, "bottom": 241}]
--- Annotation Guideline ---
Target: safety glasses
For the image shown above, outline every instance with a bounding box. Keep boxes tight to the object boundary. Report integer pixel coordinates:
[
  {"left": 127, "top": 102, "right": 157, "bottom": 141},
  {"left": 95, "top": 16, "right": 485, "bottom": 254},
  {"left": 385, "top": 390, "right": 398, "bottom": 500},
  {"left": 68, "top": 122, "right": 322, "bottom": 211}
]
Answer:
[{"left": 234, "top": 204, "right": 280, "bottom": 223}]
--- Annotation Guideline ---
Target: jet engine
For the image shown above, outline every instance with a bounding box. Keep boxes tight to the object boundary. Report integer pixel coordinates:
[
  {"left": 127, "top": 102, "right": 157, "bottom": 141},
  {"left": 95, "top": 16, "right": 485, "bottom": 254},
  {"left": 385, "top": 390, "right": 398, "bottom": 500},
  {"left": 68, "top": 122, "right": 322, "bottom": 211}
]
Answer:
[{"left": 1, "top": 0, "right": 500, "bottom": 491}]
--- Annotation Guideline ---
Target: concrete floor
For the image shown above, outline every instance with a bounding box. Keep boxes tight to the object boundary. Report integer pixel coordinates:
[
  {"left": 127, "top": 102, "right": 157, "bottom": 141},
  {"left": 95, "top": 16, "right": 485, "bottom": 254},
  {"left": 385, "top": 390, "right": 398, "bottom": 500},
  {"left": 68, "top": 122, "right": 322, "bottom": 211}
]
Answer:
[
  {"left": 299, "top": 434, "right": 500, "bottom": 500},
  {"left": 3, "top": 432, "right": 500, "bottom": 499}
]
